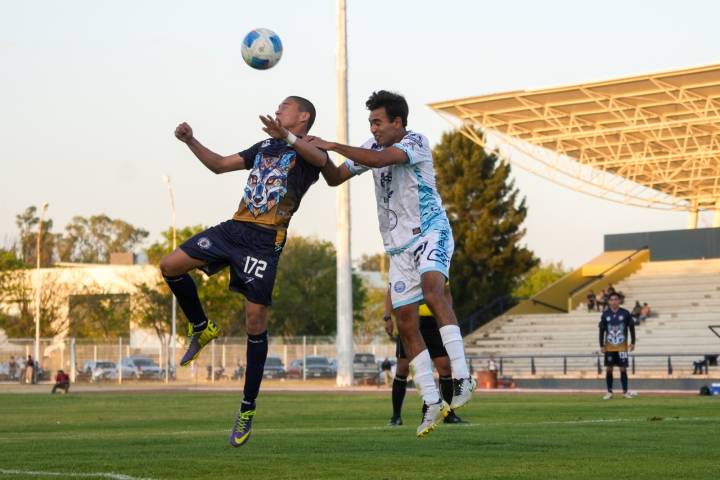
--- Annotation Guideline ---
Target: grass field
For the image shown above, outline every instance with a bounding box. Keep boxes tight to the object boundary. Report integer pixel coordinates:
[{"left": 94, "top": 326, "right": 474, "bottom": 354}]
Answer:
[{"left": 0, "top": 390, "right": 718, "bottom": 479}]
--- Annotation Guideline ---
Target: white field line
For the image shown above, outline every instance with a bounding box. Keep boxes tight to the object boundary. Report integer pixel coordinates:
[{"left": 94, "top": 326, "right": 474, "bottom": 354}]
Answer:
[
  {"left": 0, "top": 469, "right": 158, "bottom": 480},
  {"left": 0, "top": 415, "right": 717, "bottom": 443}
]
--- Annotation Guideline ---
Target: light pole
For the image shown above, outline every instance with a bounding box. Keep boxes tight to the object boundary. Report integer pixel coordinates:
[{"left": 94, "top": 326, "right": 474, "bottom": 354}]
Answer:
[
  {"left": 335, "top": 0, "right": 354, "bottom": 386},
  {"left": 34, "top": 202, "right": 49, "bottom": 379},
  {"left": 162, "top": 175, "right": 177, "bottom": 380}
]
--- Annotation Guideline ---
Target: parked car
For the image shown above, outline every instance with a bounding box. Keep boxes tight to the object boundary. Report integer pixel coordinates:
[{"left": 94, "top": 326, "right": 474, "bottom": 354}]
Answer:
[
  {"left": 287, "top": 356, "right": 335, "bottom": 379},
  {"left": 353, "top": 353, "right": 379, "bottom": 382},
  {"left": 122, "top": 356, "right": 163, "bottom": 380},
  {"left": 263, "top": 356, "right": 286, "bottom": 379},
  {"left": 90, "top": 361, "right": 125, "bottom": 382}
]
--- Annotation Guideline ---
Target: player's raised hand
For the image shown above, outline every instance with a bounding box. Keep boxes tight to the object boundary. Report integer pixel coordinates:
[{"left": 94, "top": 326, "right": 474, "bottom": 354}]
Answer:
[
  {"left": 175, "top": 122, "right": 194, "bottom": 143},
  {"left": 259, "top": 114, "right": 288, "bottom": 139}
]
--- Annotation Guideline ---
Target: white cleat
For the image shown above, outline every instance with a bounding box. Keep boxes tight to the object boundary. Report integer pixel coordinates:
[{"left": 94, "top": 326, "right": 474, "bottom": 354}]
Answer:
[
  {"left": 450, "top": 377, "right": 477, "bottom": 410},
  {"left": 416, "top": 400, "right": 450, "bottom": 438},
  {"left": 603, "top": 392, "right": 614, "bottom": 400},
  {"left": 623, "top": 392, "right": 633, "bottom": 399}
]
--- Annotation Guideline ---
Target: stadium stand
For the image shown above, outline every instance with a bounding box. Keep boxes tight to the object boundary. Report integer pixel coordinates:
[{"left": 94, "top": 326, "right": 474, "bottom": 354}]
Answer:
[{"left": 466, "top": 258, "right": 720, "bottom": 378}]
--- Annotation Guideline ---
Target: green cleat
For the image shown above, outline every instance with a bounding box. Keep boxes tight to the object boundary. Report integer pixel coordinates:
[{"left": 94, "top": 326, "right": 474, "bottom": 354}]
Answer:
[{"left": 180, "top": 320, "right": 221, "bottom": 367}]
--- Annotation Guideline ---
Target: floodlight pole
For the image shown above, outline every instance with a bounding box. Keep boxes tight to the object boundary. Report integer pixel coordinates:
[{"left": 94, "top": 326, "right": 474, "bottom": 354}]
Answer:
[
  {"left": 34, "top": 202, "right": 49, "bottom": 373},
  {"left": 335, "top": 0, "right": 354, "bottom": 386},
  {"left": 162, "top": 175, "right": 177, "bottom": 381}
]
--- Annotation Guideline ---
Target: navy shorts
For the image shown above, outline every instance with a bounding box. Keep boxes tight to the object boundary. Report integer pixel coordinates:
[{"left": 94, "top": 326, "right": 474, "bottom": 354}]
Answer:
[
  {"left": 604, "top": 351, "right": 629, "bottom": 368},
  {"left": 179, "top": 220, "right": 285, "bottom": 306},
  {"left": 396, "top": 316, "right": 448, "bottom": 359}
]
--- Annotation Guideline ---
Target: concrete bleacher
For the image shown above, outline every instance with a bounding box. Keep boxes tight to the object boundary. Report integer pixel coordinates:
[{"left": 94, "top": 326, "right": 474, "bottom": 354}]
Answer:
[{"left": 466, "top": 259, "right": 720, "bottom": 378}]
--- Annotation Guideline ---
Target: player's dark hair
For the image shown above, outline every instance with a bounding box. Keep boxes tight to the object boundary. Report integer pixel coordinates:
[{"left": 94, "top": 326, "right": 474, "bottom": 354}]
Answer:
[
  {"left": 608, "top": 291, "right": 621, "bottom": 300},
  {"left": 288, "top": 96, "right": 316, "bottom": 132},
  {"left": 366, "top": 90, "right": 408, "bottom": 127}
]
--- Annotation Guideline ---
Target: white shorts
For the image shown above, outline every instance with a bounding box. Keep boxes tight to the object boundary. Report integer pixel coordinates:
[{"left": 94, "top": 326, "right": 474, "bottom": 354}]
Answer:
[{"left": 389, "top": 228, "right": 454, "bottom": 309}]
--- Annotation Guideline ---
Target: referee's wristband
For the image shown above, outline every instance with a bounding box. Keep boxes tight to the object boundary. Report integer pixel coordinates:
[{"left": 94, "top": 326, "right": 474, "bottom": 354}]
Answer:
[{"left": 285, "top": 131, "right": 297, "bottom": 146}]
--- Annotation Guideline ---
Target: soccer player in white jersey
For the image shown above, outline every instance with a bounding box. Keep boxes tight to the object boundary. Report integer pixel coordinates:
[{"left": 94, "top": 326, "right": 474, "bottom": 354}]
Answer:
[{"left": 311, "top": 90, "right": 476, "bottom": 437}]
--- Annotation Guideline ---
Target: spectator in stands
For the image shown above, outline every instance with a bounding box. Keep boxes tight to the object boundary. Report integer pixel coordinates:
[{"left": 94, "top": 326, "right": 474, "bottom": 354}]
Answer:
[
  {"left": 51, "top": 369, "right": 70, "bottom": 394},
  {"left": 586, "top": 291, "right": 596, "bottom": 312},
  {"left": 639, "top": 303, "right": 651, "bottom": 323},
  {"left": 631, "top": 301, "right": 642, "bottom": 325},
  {"left": 487, "top": 356, "right": 498, "bottom": 373},
  {"left": 597, "top": 290, "right": 608, "bottom": 311},
  {"left": 8, "top": 356, "right": 18, "bottom": 381}
]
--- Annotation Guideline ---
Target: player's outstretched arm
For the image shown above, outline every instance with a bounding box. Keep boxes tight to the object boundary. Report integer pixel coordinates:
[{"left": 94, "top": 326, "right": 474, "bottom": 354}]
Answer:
[
  {"left": 328, "top": 141, "right": 407, "bottom": 168},
  {"left": 259, "top": 115, "right": 329, "bottom": 168},
  {"left": 174, "top": 122, "right": 246, "bottom": 174}
]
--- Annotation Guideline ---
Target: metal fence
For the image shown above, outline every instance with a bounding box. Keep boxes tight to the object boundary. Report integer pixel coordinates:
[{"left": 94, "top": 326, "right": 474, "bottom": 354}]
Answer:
[
  {"left": 0, "top": 337, "right": 396, "bottom": 384},
  {"left": 3, "top": 337, "right": 717, "bottom": 385},
  {"left": 467, "top": 353, "right": 720, "bottom": 378}
]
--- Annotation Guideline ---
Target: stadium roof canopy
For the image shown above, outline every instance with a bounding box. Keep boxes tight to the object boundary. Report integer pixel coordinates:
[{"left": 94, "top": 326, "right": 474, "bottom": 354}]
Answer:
[{"left": 429, "top": 64, "right": 720, "bottom": 211}]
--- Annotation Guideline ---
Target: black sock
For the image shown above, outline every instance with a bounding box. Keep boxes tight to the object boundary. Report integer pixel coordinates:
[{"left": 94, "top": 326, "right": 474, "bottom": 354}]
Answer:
[
  {"left": 606, "top": 371, "right": 614, "bottom": 392},
  {"left": 439, "top": 375, "right": 454, "bottom": 406},
  {"left": 620, "top": 371, "right": 628, "bottom": 393},
  {"left": 392, "top": 375, "right": 407, "bottom": 417},
  {"left": 242, "top": 331, "right": 268, "bottom": 406},
  {"left": 163, "top": 274, "right": 208, "bottom": 332}
]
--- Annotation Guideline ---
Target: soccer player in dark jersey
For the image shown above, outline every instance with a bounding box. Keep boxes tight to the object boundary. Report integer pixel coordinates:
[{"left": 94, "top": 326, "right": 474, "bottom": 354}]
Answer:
[
  {"left": 161, "top": 96, "right": 329, "bottom": 447},
  {"left": 384, "top": 285, "right": 465, "bottom": 426},
  {"left": 598, "top": 291, "right": 636, "bottom": 399}
]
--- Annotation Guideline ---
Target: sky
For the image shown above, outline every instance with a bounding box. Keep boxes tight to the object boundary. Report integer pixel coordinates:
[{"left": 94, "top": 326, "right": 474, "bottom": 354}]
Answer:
[{"left": 2, "top": 0, "right": 719, "bottom": 269}]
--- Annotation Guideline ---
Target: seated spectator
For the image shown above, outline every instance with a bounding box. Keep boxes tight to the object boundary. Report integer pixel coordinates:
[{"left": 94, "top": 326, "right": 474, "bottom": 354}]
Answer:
[
  {"left": 631, "top": 301, "right": 642, "bottom": 325},
  {"left": 639, "top": 303, "right": 651, "bottom": 322},
  {"left": 52, "top": 370, "right": 70, "bottom": 394},
  {"left": 586, "top": 290, "right": 596, "bottom": 312},
  {"left": 692, "top": 358, "right": 705, "bottom": 374},
  {"left": 597, "top": 289, "right": 608, "bottom": 311},
  {"left": 691, "top": 354, "right": 717, "bottom": 374}
]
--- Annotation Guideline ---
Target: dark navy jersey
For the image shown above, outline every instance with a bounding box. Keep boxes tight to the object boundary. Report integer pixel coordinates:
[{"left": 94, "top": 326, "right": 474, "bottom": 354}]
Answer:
[
  {"left": 599, "top": 307, "right": 636, "bottom": 352},
  {"left": 232, "top": 138, "right": 321, "bottom": 230}
]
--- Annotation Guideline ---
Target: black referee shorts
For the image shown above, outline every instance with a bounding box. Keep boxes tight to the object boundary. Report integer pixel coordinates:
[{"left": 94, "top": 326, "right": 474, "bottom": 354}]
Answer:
[{"left": 396, "top": 316, "right": 448, "bottom": 359}]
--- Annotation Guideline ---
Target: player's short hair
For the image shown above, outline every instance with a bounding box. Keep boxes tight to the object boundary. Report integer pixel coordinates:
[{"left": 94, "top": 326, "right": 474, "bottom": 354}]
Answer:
[
  {"left": 366, "top": 90, "right": 408, "bottom": 127},
  {"left": 608, "top": 291, "right": 621, "bottom": 299},
  {"left": 287, "top": 96, "right": 316, "bottom": 132}
]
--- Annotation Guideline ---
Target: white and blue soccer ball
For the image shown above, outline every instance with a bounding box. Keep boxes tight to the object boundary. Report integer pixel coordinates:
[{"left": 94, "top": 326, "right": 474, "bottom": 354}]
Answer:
[{"left": 241, "top": 28, "right": 283, "bottom": 70}]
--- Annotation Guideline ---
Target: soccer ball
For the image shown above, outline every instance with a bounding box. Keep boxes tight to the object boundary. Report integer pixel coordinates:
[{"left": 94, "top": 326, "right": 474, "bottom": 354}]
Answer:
[{"left": 241, "top": 28, "right": 283, "bottom": 70}]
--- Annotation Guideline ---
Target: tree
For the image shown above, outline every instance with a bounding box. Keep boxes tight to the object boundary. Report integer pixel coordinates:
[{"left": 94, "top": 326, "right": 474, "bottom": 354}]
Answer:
[
  {"left": 131, "top": 280, "right": 173, "bottom": 343},
  {"left": 0, "top": 269, "right": 67, "bottom": 338},
  {"left": 433, "top": 129, "right": 538, "bottom": 320},
  {"left": 358, "top": 253, "right": 388, "bottom": 272},
  {"left": 271, "top": 237, "right": 366, "bottom": 337},
  {"left": 513, "top": 261, "right": 569, "bottom": 299},
  {"left": 57, "top": 215, "right": 149, "bottom": 263},
  {"left": 145, "top": 225, "right": 205, "bottom": 265},
  {"left": 68, "top": 286, "right": 131, "bottom": 340},
  {"left": 0, "top": 248, "right": 23, "bottom": 270},
  {"left": 355, "top": 286, "right": 387, "bottom": 344},
  {"left": 15, "top": 206, "right": 55, "bottom": 267}
]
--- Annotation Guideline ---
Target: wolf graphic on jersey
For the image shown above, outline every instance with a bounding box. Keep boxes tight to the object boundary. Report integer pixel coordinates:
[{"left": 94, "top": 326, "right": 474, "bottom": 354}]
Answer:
[
  {"left": 606, "top": 324, "right": 626, "bottom": 347},
  {"left": 244, "top": 151, "right": 296, "bottom": 217}
]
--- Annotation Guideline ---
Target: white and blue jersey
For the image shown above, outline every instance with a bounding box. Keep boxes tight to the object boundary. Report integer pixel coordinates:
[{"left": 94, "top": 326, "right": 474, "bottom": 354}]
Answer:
[
  {"left": 345, "top": 131, "right": 454, "bottom": 308},
  {"left": 344, "top": 131, "right": 450, "bottom": 255}
]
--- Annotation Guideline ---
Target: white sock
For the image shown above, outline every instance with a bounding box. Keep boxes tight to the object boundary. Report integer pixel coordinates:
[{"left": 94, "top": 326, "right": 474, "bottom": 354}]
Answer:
[
  {"left": 439, "top": 324, "right": 470, "bottom": 378},
  {"left": 410, "top": 349, "right": 441, "bottom": 405}
]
